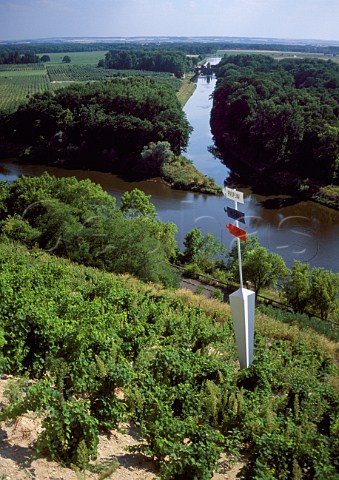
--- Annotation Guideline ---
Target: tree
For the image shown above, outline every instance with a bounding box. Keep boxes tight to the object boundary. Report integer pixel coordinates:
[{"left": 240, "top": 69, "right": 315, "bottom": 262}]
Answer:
[
  {"left": 119, "top": 188, "right": 177, "bottom": 260},
  {"left": 183, "top": 228, "right": 226, "bottom": 274},
  {"left": 62, "top": 56, "right": 71, "bottom": 63},
  {"left": 242, "top": 246, "right": 287, "bottom": 295},
  {"left": 282, "top": 261, "right": 310, "bottom": 313},
  {"left": 119, "top": 188, "right": 157, "bottom": 219},
  {"left": 228, "top": 236, "right": 287, "bottom": 295},
  {"left": 140, "top": 141, "right": 174, "bottom": 176},
  {"left": 309, "top": 267, "right": 339, "bottom": 320},
  {"left": 101, "top": 216, "right": 179, "bottom": 287},
  {"left": 0, "top": 174, "right": 179, "bottom": 287},
  {"left": 211, "top": 55, "right": 339, "bottom": 187},
  {"left": 40, "top": 55, "right": 50, "bottom": 62},
  {"left": 9, "top": 78, "right": 191, "bottom": 170}
]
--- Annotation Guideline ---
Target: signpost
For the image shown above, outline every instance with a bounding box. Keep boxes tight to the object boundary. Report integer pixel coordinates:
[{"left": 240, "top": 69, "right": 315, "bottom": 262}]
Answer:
[
  {"left": 225, "top": 206, "right": 246, "bottom": 224},
  {"left": 224, "top": 187, "right": 255, "bottom": 369}
]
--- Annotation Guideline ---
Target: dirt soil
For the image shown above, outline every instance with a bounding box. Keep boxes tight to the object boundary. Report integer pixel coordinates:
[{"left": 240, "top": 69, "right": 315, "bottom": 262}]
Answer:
[{"left": 0, "top": 375, "right": 245, "bottom": 479}]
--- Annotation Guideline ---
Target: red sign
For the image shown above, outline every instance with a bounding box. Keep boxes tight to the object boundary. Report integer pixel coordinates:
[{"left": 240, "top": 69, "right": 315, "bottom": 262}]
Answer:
[{"left": 226, "top": 223, "right": 247, "bottom": 242}]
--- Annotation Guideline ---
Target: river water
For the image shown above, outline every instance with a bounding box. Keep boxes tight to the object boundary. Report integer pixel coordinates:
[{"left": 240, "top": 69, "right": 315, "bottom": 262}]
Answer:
[{"left": 0, "top": 71, "right": 338, "bottom": 272}]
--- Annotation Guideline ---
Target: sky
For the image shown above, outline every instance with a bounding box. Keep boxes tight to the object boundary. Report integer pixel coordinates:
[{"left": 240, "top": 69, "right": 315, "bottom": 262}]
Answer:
[{"left": 0, "top": 0, "right": 338, "bottom": 43}]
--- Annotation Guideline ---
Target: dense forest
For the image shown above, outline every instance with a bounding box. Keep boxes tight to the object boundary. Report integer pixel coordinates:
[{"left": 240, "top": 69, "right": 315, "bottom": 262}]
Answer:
[
  {"left": 0, "top": 77, "right": 192, "bottom": 175},
  {"left": 0, "top": 50, "right": 41, "bottom": 64},
  {"left": 99, "top": 49, "right": 197, "bottom": 78},
  {"left": 210, "top": 55, "right": 339, "bottom": 190}
]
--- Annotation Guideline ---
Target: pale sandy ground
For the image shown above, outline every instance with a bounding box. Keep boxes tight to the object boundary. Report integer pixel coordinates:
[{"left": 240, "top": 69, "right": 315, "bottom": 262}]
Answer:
[{"left": 0, "top": 376, "right": 245, "bottom": 479}]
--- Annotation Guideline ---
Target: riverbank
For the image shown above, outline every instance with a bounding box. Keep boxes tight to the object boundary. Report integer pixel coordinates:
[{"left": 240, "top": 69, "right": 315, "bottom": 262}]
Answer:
[
  {"left": 161, "top": 154, "right": 222, "bottom": 194},
  {"left": 176, "top": 75, "right": 197, "bottom": 107},
  {"left": 311, "top": 185, "right": 339, "bottom": 210},
  {"left": 0, "top": 151, "right": 222, "bottom": 196},
  {"left": 221, "top": 156, "right": 339, "bottom": 210}
]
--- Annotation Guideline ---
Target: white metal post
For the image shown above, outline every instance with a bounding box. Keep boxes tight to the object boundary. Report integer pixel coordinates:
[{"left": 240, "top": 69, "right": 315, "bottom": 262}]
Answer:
[
  {"left": 224, "top": 187, "right": 255, "bottom": 369},
  {"left": 234, "top": 199, "right": 243, "bottom": 289}
]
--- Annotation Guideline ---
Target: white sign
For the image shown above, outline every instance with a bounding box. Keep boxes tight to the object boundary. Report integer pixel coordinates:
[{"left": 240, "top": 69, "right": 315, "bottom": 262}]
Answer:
[
  {"left": 223, "top": 187, "right": 244, "bottom": 204},
  {"left": 229, "top": 287, "right": 255, "bottom": 369}
]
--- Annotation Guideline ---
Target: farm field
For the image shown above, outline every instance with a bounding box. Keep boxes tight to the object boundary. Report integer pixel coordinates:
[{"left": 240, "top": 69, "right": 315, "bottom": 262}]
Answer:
[
  {"left": 39, "top": 50, "right": 108, "bottom": 65},
  {"left": 0, "top": 73, "right": 50, "bottom": 111},
  {"left": 0, "top": 57, "right": 183, "bottom": 112},
  {"left": 216, "top": 49, "right": 339, "bottom": 62}
]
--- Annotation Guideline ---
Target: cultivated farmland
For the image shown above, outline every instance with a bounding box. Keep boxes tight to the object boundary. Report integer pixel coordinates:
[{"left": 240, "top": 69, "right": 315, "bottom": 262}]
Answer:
[
  {"left": 0, "top": 55, "right": 183, "bottom": 112},
  {"left": 0, "top": 66, "right": 50, "bottom": 112}
]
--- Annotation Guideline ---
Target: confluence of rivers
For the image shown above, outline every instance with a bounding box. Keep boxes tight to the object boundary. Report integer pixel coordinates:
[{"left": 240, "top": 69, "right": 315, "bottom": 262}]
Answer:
[{"left": 0, "top": 63, "right": 338, "bottom": 272}]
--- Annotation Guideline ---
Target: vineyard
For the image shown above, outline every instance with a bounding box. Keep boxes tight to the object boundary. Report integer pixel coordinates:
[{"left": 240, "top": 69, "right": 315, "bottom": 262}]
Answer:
[
  {"left": 47, "top": 64, "right": 117, "bottom": 82},
  {"left": 0, "top": 74, "right": 51, "bottom": 112},
  {"left": 0, "top": 238, "right": 338, "bottom": 479},
  {"left": 0, "top": 63, "right": 46, "bottom": 72},
  {"left": 0, "top": 62, "right": 182, "bottom": 112}
]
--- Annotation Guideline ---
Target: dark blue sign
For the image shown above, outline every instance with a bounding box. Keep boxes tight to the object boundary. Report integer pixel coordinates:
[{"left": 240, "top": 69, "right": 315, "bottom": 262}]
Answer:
[{"left": 225, "top": 206, "right": 245, "bottom": 224}]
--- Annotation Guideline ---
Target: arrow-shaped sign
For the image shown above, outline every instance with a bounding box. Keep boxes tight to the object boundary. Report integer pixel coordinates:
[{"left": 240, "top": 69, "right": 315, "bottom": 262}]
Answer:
[
  {"left": 226, "top": 223, "right": 247, "bottom": 242},
  {"left": 225, "top": 206, "right": 245, "bottom": 224},
  {"left": 223, "top": 187, "right": 244, "bottom": 204}
]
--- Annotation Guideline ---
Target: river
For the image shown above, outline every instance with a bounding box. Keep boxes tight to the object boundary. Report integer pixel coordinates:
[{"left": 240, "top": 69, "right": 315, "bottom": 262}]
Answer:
[{"left": 0, "top": 70, "right": 338, "bottom": 272}]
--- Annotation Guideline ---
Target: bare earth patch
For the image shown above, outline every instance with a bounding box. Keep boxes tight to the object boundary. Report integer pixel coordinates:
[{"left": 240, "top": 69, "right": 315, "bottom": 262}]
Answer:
[{"left": 0, "top": 376, "right": 245, "bottom": 479}]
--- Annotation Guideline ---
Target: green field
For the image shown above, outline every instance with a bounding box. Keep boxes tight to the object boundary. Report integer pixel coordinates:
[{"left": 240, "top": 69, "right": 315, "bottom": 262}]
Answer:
[{"left": 40, "top": 50, "right": 107, "bottom": 65}]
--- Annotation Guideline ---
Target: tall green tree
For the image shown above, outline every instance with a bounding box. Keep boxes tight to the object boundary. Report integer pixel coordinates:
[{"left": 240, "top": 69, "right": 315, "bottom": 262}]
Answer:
[
  {"left": 119, "top": 189, "right": 157, "bottom": 219},
  {"left": 140, "top": 141, "right": 174, "bottom": 176},
  {"left": 228, "top": 237, "right": 287, "bottom": 295},
  {"left": 309, "top": 267, "right": 339, "bottom": 320},
  {"left": 282, "top": 261, "right": 310, "bottom": 313},
  {"left": 0, "top": 174, "right": 178, "bottom": 287},
  {"left": 183, "top": 228, "right": 226, "bottom": 274}
]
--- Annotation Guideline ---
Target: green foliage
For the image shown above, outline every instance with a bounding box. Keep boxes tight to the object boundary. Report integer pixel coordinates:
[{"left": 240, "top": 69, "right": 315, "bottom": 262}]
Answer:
[
  {"left": 102, "top": 49, "right": 195, "bottom": 78},
  {"left": 160, "top": 155, "right": 222, "bottom": 194},
  {"left": 119, "top": 188, "right": 157, "bottom": 219},
  {"left": 283, "top": 261, "right": 339, "bottom": 320},
  {"left": 228, "top": 236, "right": 287, "bottom": 294},
  {"left": 183, "top": 228, "right": 226, "bottom": 274},
  {"left": 258, "top": 304, "right": 339, "bottom": 342},
  {"left": 0, "top": 240, "right": 338, "bottom": 476},
  {"left": 140, "top": 141, "right": 174, "bottom": 176},
  {"left": 283, "top": 261, "right": 311, "bottom": 313},
  {"left": 309, "top": 267, "right": 339, "bottom": 320},
  {"left": 212, "top": 288, "right": 224, "bottom": 301},
  {"left": 6, "top": 76, "right": 191, "bottom": 166},
  {"left": 211, "top": 55, "right": 339, "bottom": 187},
  {"left": 0, "top": 174, "right": 178, "bottom": 287}
]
